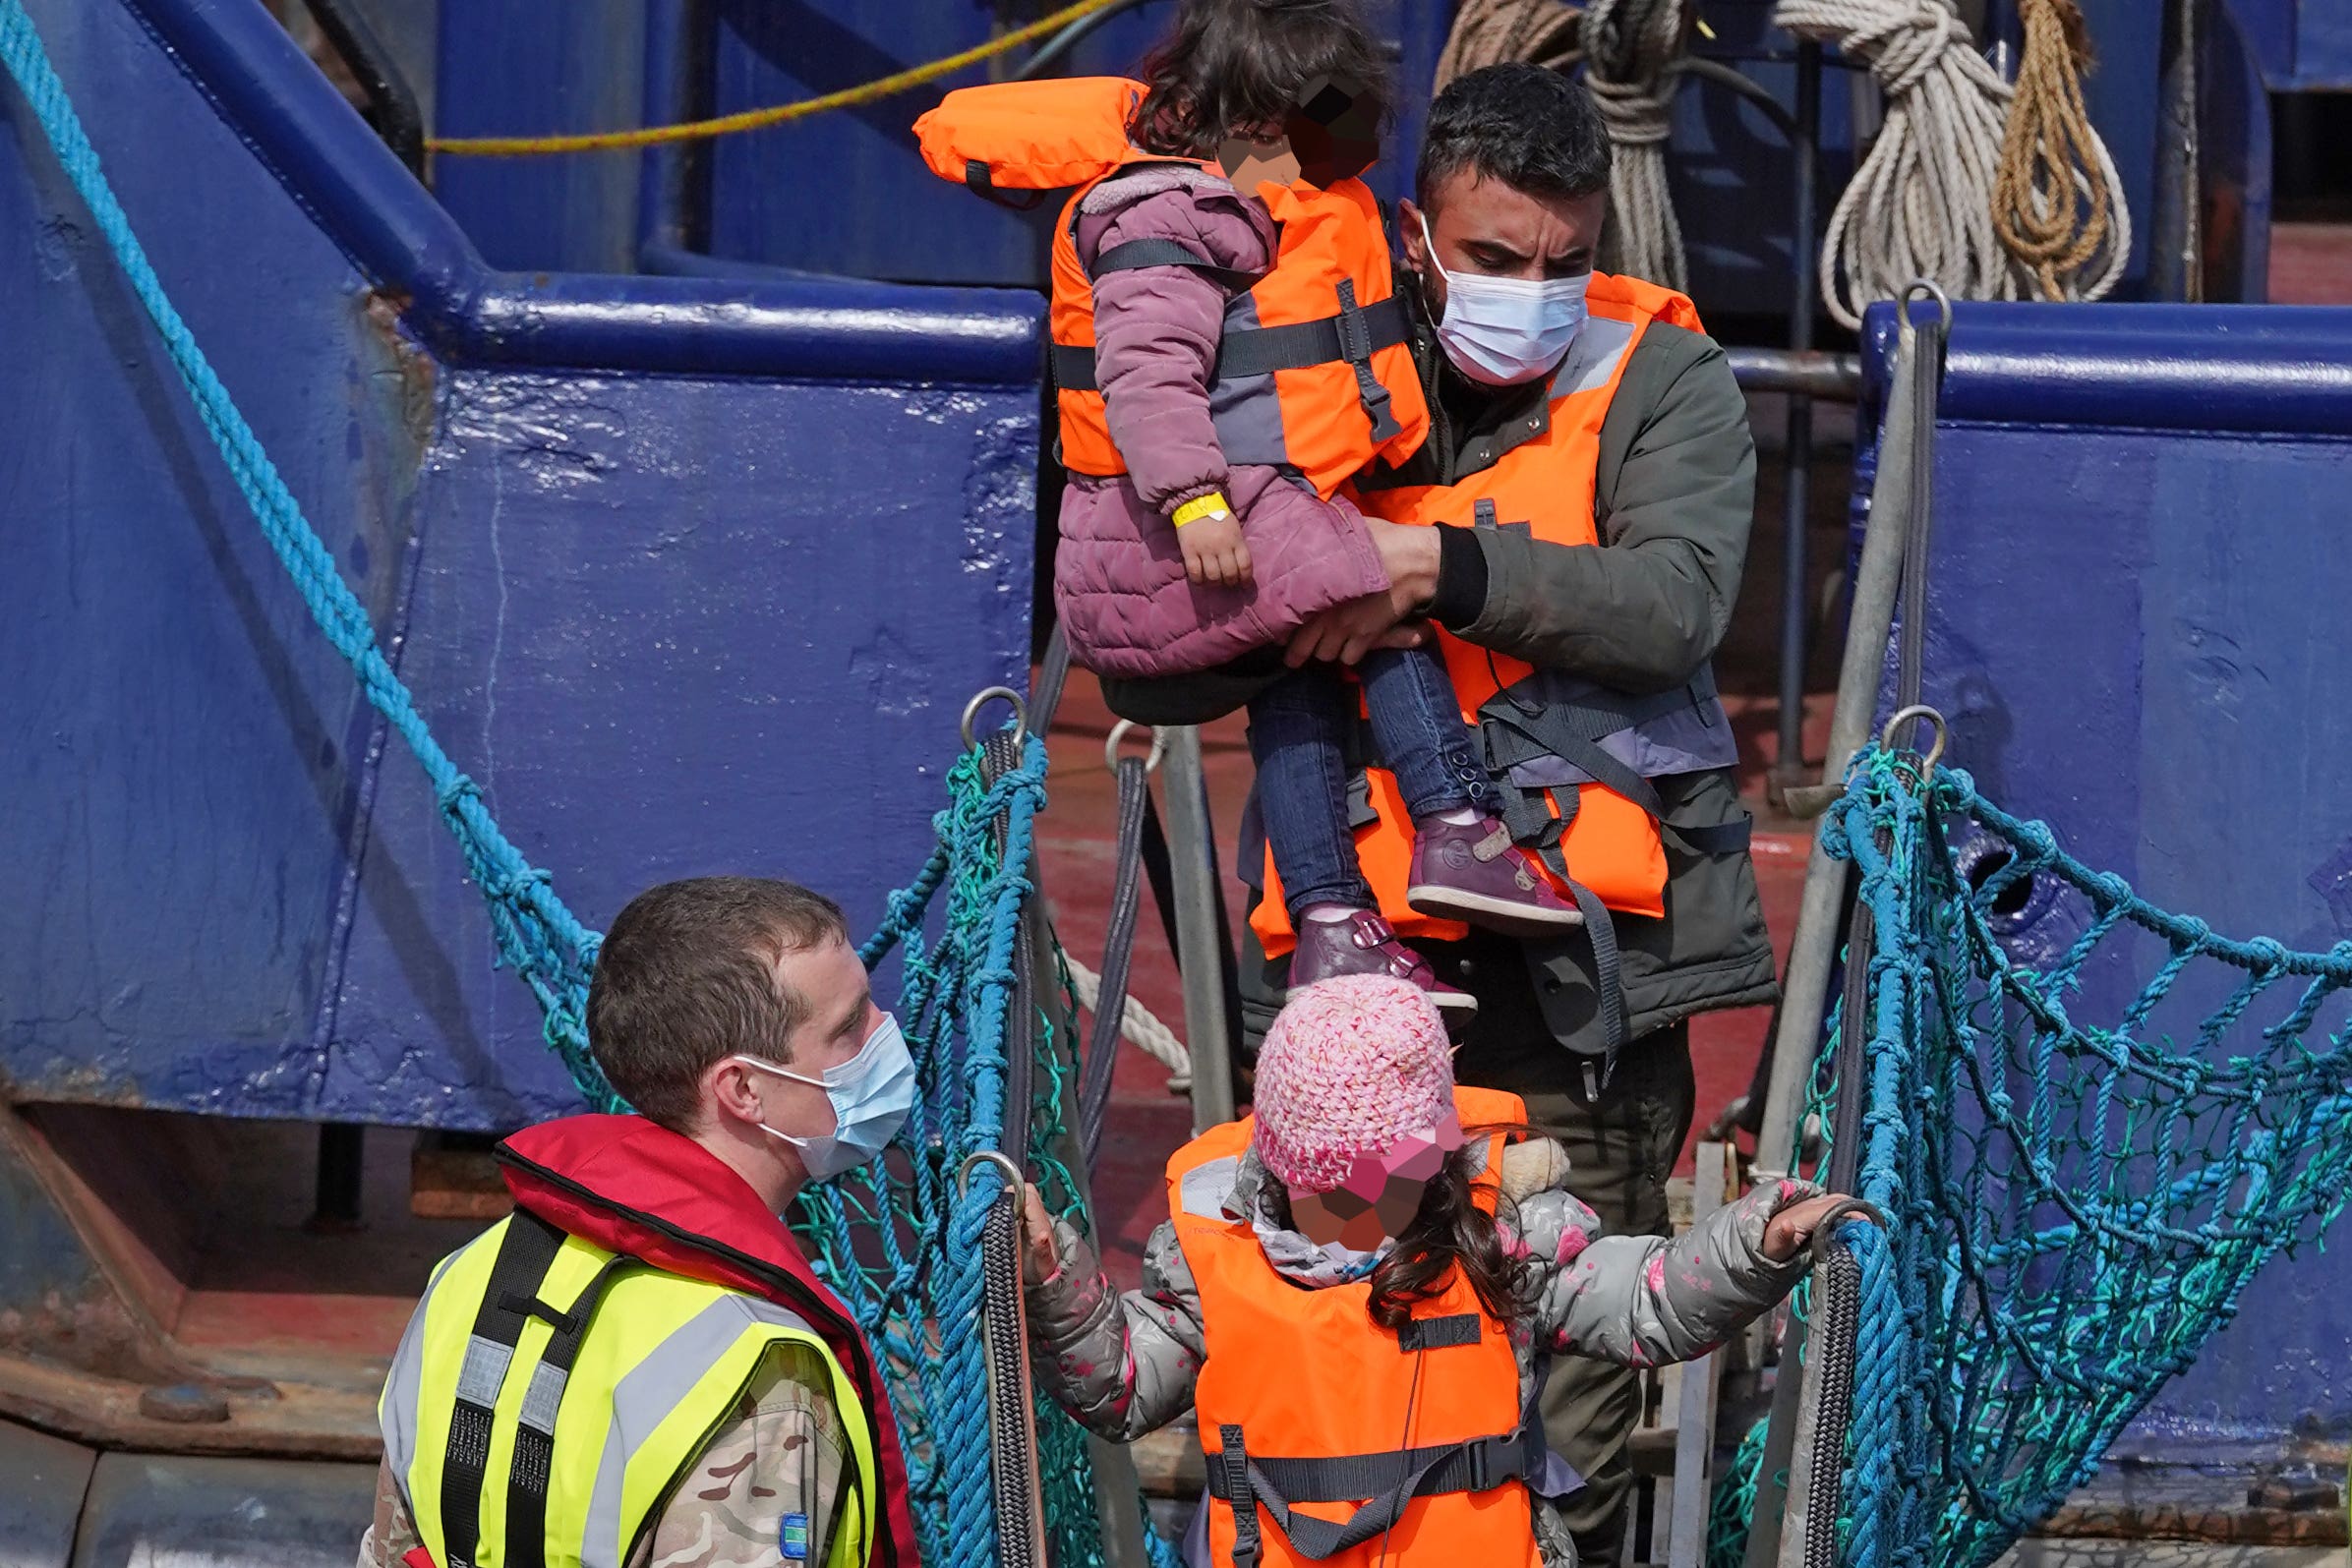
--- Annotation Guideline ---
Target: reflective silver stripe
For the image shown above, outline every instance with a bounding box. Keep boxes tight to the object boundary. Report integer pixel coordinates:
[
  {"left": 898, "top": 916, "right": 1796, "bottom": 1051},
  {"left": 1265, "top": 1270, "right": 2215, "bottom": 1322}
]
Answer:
[
  {"left": 1179, "top": 1155, "right": 1241, "bottom": 1220},
  {"left": 578, "top": 1294, "right": 824, "bottom": 1568},
  {"left": 457, "top": 1336, "right": 515, "bottom": 1408},
  {"left": 1552, "top": 315, "right": 1637, "bottom": 397},
  {"left": 381, "top": 1295, "right": 433, "bottom": 1481},
  {"left": 580, "top": 1405, "right": 630, "bottom": 1568},
  {"left": 519, "top": 1358, "right": 568, "bottom": 1436}
]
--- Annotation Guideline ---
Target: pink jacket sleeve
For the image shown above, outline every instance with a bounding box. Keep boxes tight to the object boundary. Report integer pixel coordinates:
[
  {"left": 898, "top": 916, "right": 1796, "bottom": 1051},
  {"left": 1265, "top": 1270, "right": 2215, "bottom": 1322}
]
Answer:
[{"left": 1077, "top": 168, "right": 1275, "bottom": 512}]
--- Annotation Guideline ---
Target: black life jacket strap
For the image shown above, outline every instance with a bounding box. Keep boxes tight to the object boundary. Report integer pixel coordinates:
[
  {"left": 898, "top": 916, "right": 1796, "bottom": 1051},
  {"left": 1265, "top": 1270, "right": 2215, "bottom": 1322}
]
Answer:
[
  {"left": 1332, "top": 278, "right": 1403, "bottom": 442},
  {"left": 961, "top": 160, "right": 1046, "bottom": 211},
  {"left": 440, "top": 1208, "right": 567, "bottom": 1568},
  {"left": 1205, "top": 1400, "right": 1550, "bottom": 1562},
  {"left": 501, "top": 1249, "right": 635, "bottom": 1568},
  {"left": 1088, "top": 236, "right": 1255, "bottom": 282},
  {"left": 1050, "top": 293, "right": 1408, "bottom": 395}
]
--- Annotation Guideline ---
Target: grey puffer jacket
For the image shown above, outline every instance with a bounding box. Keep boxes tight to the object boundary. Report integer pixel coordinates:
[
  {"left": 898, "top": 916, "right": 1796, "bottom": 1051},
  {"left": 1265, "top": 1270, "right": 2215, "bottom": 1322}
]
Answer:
[
  {"left": 1051, "top": 165, "right": 1393, "bottom": 679},
  {"left": 1025, "top": 1136, "right": 1818, "bottom": 1567}
]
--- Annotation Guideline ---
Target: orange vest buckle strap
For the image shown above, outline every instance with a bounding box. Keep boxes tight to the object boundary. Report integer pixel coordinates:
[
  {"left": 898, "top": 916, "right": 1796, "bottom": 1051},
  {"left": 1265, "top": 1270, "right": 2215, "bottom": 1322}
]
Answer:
[
  {"left": 1205, "top": 1395, "right": 1558, "bottom": 1566},
  {"left": 1048, "top": 288, "right": 1412, "bottom": 442}
]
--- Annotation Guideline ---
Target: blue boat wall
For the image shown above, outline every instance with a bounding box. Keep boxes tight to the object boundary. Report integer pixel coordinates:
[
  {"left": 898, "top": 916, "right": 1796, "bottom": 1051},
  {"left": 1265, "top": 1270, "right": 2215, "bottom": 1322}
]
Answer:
[
  {"left": 0, "top": 0, "right": 1042, "bottom": 1131},
  {"left": 1859, "top": 298, "right": 2352, "bottom": 1457}
]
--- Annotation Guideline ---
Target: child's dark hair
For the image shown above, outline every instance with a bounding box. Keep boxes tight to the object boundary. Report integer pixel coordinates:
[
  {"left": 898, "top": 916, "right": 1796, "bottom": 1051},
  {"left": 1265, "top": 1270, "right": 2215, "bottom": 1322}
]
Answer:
[
  {"left": 1130, "top": 0, "right": 1393, "bottom": 161},
  {"left": 1366, "top": 1125, "right": 1537, "bottom": 1334}
]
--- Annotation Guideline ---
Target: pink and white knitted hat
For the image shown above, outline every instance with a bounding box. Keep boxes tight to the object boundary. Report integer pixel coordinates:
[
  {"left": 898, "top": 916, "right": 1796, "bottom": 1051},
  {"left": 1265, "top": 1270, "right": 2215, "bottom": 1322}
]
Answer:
[{"left": 1253, "top": 974, "right": 1456, "bottom": 1194}]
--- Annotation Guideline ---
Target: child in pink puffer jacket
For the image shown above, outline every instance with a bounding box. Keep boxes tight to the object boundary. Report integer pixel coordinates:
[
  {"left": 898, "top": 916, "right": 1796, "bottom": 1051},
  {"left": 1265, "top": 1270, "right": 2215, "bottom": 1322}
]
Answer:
[{"left": 931, "top": 0, "right": 1585, "bottom": 1014}]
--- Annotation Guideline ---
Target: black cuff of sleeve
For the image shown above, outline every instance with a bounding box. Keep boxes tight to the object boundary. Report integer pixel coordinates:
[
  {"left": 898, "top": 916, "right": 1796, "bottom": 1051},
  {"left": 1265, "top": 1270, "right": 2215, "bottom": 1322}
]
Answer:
[{"left": 1426, "top": 524, "right": 1490, "bottom": 629}]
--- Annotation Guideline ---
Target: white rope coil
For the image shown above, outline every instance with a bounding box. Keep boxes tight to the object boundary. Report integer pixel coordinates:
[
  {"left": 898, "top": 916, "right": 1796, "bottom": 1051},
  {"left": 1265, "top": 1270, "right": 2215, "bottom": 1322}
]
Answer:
[
  {"left": 1582, "top": 0, "right": 1690, "bottom": 291},
  {"left": 1435, "top": 0, "right": 1690, "bottom": 292},
  {"left": 1773, "top": 0, "right": 2128, "bottom": 329},
  {"left": 1063, "top": 954, "right": 1191, "bottom": 1076}
]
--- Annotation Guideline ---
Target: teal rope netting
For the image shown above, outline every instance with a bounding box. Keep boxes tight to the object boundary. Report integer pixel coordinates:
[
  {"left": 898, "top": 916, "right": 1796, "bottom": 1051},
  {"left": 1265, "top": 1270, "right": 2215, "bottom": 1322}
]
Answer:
[
  {"left": 1713, "top": 745, "right": 2352, "bottom": 1568},
  {"left": 0, "top": 4, "right": 1159, "bottom": 1564}
]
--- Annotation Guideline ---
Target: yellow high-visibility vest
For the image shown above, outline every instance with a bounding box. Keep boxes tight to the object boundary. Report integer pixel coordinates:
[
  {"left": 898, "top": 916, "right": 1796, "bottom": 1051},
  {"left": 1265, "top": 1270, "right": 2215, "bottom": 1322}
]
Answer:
[{"left": 381, "top": 1211, "right": 879, "bottom": 1568}]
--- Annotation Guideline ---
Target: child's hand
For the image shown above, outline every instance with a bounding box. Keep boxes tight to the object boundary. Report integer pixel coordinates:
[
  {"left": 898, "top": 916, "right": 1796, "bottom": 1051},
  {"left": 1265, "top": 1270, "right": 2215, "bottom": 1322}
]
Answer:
[
  {"left": 1179, "top": 510, "right": 1253, "bottom": 589},
  {"left": 1021, "top": 1183, "right": 1061, "bottom": 1285},
  {"left": 1762, "top": 1191, "right": 1860, "bottom": 1261}
]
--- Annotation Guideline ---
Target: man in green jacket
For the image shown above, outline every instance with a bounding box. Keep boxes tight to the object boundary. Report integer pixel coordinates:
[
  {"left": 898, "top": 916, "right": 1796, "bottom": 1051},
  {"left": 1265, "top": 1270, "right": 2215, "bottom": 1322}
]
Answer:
[{"left": 1109, "top": 62, "right": 1774, "bottom": 1564}]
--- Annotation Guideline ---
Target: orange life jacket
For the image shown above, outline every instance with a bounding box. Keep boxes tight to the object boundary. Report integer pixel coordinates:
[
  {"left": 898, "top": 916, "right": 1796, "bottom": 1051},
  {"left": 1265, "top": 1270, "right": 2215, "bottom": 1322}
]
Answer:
[
  {"left": 913, "top": 78, "right": 1428, "bottom": 499},
  {"left": 1167, "top": 1085, "right": 1548, "bottom": 1568},
  {"left": 1249, "top": 277, "right": 1742, "bottom": 1051}
]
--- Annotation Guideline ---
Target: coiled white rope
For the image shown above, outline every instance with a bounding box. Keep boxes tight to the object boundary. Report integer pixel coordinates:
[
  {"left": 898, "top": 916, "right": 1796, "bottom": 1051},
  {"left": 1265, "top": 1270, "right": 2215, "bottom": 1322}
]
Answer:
[
  {"left": 1435, "top": 0, "right": 1691, "bottom": 291},
  {"left": 1773, "top": 0, "right": 2128, "bottom": 329},
  {"left": 1582, "top": 0, "right": 1691, "bottom": 291}
]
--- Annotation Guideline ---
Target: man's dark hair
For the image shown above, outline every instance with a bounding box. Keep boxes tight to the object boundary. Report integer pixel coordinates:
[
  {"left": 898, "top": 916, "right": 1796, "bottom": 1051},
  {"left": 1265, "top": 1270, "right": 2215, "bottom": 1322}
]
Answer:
[
  {"left": 1416, "top": 64, "right": 1612, "bottom": 214},
  {"left": 586, "top": 876, "right": 849, "bottom": 1132},
  {"left": 1130, "top": 0, "right": 1391, "bottom": 161}
]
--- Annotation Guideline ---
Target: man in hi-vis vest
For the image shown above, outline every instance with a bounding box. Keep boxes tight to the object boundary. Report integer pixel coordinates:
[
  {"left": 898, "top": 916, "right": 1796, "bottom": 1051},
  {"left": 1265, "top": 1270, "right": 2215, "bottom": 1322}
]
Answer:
[
  {"left": 1105, "top": 64, "right": 1776, "bottom": 1568},
  {"left": 360, "top": 877, "right": 923, "bottom": 1568}
]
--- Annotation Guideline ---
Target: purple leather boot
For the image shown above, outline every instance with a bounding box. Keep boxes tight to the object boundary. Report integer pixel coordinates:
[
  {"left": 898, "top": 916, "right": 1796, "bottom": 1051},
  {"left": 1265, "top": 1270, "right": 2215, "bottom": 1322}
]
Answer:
[
  {"left": 1285, "top": 909, "right": 1476, "bottom": 1019},
  {"left": 1405, "top": 816, "right": 1584, "bottom": 934}
]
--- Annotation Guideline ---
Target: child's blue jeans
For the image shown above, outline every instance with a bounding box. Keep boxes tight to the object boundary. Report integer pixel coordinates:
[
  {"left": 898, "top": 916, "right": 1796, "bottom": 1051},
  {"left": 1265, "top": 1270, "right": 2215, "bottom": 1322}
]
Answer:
[{"left": 1246, "top": 645, "right": 1496, "bottom": 922}]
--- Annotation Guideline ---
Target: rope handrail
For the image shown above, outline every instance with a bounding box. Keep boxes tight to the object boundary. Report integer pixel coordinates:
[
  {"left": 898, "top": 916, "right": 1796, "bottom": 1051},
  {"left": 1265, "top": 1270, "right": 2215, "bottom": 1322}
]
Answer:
[{"left": 425, "top": 0, "right": 1122, "bottom": 157}]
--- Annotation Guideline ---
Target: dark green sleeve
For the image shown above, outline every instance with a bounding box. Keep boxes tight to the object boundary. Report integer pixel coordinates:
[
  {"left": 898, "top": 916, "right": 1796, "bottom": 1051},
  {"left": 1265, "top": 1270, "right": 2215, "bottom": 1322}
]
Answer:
[{"left": 1453, "top": 324, "right": 1757, "bottom": 695}]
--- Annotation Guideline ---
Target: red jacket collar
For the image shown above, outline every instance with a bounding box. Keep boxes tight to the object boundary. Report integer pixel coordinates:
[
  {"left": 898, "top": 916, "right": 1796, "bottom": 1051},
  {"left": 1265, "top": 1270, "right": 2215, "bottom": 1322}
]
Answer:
[{"left": 497, "top": 1115, "right": 921, "bottom": 1568}]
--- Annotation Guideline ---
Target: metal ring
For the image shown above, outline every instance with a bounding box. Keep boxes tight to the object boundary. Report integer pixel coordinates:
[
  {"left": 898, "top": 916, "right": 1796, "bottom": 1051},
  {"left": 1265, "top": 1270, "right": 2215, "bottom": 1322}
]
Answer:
[
  {"left": 956, "top": 1148, "right": 1025, "bottom": 1200},
  {"left": 1880, "top": 704, "right": 1948, "bottom": 773},
  {"left": 1808, "top": 1195, "right": 1891, "bottom": 1266},
  {"left": 960, "top": 687, "right": 1028, "bottom": 751},
  {"left": 1897, "top": 278, "right": 1955, "bottom": 344},
  {"left": 1104, "top": 720, "right": 1166, "bottom": 776}
]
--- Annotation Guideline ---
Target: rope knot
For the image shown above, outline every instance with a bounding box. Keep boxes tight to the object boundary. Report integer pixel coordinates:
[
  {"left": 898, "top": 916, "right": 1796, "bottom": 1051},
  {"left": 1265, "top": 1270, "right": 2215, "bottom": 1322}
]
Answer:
[{"left": 437, "top": 774, "right": 485, "bottom": 818}]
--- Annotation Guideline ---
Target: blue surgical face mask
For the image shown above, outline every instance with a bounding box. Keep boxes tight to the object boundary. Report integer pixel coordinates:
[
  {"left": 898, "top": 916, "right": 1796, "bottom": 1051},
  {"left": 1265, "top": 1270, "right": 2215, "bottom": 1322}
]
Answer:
[
  {"left": 1419, "top": 213, "right": 1591, "bottom": 387},
  {"left": 735, "top": 1013, "right": 915, "bottom": 1182}
]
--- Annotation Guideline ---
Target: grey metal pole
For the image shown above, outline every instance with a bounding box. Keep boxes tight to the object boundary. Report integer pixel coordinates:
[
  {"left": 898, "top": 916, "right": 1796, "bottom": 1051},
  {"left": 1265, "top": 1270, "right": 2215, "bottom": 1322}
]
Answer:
[
  {"left": 1161, "top": 726, "right": 1237, "bottom": 1132},
  {"left": 1772, "top": 40, "right": 1824, "bottom": 804},
  {"left": 1751, "top": 318, "right": 1925, "bottom": 1186},
  {"left": 2149, "top": 0, "right": 2205, "bottom": 302},
  {"left": 1743, "top": 294, "right": 1942, "bottom": 1568}
]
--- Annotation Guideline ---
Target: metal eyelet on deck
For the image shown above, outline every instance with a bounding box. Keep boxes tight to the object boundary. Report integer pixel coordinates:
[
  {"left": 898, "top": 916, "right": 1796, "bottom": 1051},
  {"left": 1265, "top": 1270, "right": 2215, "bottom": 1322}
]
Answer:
[
  {"left": 956, "top": 1148, "right": 1025, "bottom": 1200},
  {"left": 1806, "top": 1195, "right": 1891, "bottom": 1265},
  {"left": 1105, "top": 720, "right": 1166, "bottom": 776},
  {"left": 1880, "top": 704, "right": 1948, "bottom": 773},
  {"left": 1898, "top": 278, "right": 1954, "bottom": 346},
  {"left": 960, "top": 686, "right": 1028, "bottom": 750}
]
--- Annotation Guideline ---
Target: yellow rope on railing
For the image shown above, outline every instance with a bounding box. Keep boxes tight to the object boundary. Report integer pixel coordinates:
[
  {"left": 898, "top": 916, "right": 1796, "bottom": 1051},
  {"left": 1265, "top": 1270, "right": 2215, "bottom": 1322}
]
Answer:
[{"left": 426, "top": 0, "right": 1121, "bottom": 156}]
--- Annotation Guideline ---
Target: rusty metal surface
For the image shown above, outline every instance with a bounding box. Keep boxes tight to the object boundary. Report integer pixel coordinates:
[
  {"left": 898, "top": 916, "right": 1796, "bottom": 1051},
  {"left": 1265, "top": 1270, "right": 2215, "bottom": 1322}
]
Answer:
[
  {"left": 0, "top": 1419, "right": 95, "bottom": 1568},
  {"left": 0, "top": 1352, "right": 381, "bottom": 1464}
]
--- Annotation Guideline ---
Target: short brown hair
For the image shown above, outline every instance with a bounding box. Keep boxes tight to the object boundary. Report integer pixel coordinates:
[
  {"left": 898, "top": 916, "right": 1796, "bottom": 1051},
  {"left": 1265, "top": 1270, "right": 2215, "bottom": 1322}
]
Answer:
[{"left": 586, "top": 877, "right": 849, "bottom": 1132}]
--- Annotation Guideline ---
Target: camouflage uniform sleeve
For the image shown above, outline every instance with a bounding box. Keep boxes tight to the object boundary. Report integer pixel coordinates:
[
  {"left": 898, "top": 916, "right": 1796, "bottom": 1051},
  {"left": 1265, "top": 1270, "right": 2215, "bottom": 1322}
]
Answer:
[
  {"left": 634, "top": 1340, "right": 851, "bottom": 1568},
  {"left": 357, "top": 1458, "right": 422, "bottom": 1568}
]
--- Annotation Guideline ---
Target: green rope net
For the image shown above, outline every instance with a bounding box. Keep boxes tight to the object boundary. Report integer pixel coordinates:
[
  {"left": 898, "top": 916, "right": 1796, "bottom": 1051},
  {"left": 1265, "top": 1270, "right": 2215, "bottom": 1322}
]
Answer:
[{"left": 1714, "top": 746, "right": 2352, "bottom": 1568}]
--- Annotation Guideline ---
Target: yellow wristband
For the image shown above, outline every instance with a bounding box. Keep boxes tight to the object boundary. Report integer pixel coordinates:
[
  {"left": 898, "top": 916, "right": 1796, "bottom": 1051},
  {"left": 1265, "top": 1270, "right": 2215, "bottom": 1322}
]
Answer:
[{"left": 1171, "top": 492, "right": 1231, "bottom": 530}]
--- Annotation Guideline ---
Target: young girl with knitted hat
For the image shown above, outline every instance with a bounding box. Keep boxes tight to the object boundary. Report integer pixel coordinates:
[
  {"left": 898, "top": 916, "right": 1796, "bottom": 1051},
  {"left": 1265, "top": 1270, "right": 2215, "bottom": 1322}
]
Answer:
[{"left": 1021, "top": 974, "right": 1848, "bottom": 1568}]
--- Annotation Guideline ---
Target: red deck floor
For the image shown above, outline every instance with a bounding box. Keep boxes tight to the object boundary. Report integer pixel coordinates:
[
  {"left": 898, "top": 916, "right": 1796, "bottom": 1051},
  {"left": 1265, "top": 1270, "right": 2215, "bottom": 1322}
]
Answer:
[{"left": 1033, "top": 666, "right": 1827, "bottom": 1289}]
